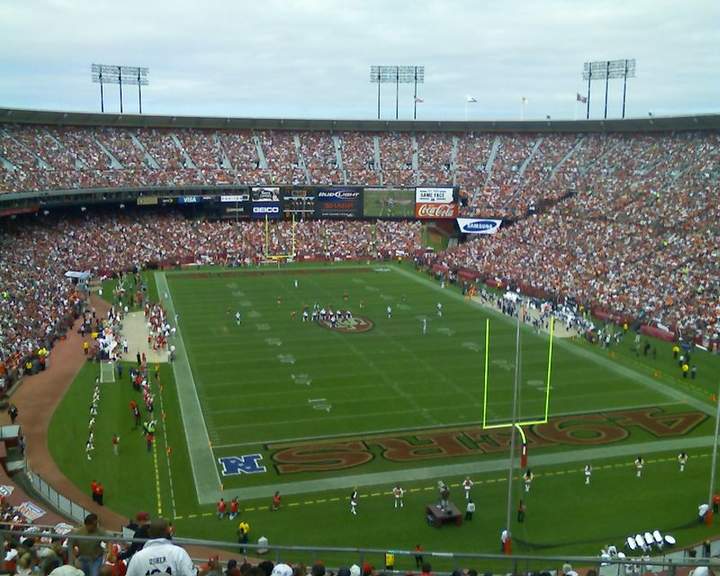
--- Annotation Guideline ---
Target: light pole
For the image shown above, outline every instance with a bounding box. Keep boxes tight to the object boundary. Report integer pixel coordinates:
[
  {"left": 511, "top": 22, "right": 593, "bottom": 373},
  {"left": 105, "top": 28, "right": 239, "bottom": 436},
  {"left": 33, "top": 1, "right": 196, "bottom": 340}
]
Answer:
[
  {"left": 582, "top": 59, "right": 636, "bottom": 119},
  {"left": 370, "top": 65, "right": 424, "bottom": 120},
  {"left": 465, "top": 95, "right": 477, "bottom": 121},
  {"left": 92, "top": 64, "right": 149, "bottom": 114}
]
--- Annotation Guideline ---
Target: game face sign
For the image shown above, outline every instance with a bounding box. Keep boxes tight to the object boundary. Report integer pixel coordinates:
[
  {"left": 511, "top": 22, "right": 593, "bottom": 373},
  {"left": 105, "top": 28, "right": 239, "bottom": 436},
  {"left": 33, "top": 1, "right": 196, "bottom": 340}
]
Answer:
[{"left": 415, "top": 187, "right": 455, "bottom": 204}]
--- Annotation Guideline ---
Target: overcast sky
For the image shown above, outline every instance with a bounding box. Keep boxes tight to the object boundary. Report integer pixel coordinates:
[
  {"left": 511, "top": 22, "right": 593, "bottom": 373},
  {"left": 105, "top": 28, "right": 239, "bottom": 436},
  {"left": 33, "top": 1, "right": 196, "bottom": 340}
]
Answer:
[{"left": 0, "top": 0, "right": 718, "bottom": 121}]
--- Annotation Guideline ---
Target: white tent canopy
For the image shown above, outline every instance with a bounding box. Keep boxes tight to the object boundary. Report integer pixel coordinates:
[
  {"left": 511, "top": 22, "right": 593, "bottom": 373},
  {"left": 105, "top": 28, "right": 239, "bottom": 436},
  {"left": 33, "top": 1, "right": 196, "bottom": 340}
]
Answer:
[{"left": 64, "top": 271, "right": 91, "bottom": 281}]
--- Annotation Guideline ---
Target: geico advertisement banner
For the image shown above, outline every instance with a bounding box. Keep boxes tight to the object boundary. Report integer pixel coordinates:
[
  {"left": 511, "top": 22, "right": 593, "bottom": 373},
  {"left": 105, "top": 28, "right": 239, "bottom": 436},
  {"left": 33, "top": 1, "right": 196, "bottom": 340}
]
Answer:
[
  {"left": 415, "top": 187, "right": 454, "bottom": 204},
  {"left": 414, "top": 202, "right": 459, "bottom": 219},
  {"left": 456, "top": 218, "right": 502, "bottom": 234},
  {"left": 251, "top": 202, "right": 282, "bottom": 219}
]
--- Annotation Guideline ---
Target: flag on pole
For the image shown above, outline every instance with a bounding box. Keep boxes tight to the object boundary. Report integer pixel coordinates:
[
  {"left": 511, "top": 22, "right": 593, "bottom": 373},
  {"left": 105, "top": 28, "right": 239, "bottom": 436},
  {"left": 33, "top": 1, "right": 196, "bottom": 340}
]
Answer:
[
  {"left": 466, "top": 95, "right": 477, "bottom": 103},
  {"left": 576, "top": 93, "right": 587, "bottom": 104},
  {"left": 414, "top": 97, "right": 424, "bottom": 103}
]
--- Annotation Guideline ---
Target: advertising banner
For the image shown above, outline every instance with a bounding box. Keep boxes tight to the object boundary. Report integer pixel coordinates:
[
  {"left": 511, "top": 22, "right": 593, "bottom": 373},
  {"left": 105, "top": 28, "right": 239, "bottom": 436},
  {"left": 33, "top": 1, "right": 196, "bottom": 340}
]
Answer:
[
  {"left": 177, "top": 196, "right": 201, "bottom": 204},
  {"left": 283, "top": 189, "right": 316, "bottom": 217},
  {"left": 136, "top": 196, "right": 159, "bottom": 206},
  {"left": 251, "top": 187, "right": 280, "bottom": 202},
  {"left": 456, "top": 218, "right": 502, "bottom": 234},
  {"left": 251, "top": 202, "right": 282, "bottom": 219},
  {"left": 314, "top": 188, "right": 362, "bottom": 218},
  {"left": 224, "top": 203, "right": 250, "bottom": 218},
  {"left": 415, "top": 203, "right": 459, "bottom": 219},
  {"left": 220, "top": 193, "right": 250, "bottom": 202},
  {"left": 415, "top": 187, "right": 455, "bottom": 204}
]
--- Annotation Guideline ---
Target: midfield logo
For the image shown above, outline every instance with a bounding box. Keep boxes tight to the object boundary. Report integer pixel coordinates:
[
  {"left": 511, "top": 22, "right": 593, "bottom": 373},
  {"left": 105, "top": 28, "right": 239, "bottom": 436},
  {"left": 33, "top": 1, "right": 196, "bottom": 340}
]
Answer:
[
  {"left": 218, "top": 454, "right": 267, "bottom": 476},
  {"left": 318, "top": 315, "right": 374, "bottom": 334}
]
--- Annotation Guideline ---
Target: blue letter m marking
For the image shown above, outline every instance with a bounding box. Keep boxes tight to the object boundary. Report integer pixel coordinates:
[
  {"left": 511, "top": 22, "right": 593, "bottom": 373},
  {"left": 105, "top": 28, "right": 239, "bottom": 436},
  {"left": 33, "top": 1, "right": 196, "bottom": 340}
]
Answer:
[{"left": 218, "top": 454, "right": 267, "bottom": 476}]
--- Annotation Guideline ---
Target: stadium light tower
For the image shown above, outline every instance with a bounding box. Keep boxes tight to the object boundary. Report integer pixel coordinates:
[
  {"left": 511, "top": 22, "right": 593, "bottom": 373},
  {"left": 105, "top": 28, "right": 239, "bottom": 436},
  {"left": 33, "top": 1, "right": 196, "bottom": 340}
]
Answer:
[
  {"left": 91, "top": 64, "right": 150, "bottom": 114},
  {"left": 582, "top": 59, "right": 636, "bottom": 119},
  {"left": 370, "top": 65, "right": 424, "bottom": 120}
]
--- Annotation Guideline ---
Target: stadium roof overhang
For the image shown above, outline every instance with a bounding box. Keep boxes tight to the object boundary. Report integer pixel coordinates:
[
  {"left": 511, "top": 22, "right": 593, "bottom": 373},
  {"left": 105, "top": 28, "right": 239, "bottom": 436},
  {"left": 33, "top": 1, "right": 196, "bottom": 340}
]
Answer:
[{"left": 1, "top": 107, "right": 719, "bottom": 133}]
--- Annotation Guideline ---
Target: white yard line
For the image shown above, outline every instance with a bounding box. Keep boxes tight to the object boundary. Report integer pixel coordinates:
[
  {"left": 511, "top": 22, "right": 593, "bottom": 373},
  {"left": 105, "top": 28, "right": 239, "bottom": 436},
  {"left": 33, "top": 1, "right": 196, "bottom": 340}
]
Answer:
[{"left": 155, "top": 271, "right": 223, "bottom": 504}]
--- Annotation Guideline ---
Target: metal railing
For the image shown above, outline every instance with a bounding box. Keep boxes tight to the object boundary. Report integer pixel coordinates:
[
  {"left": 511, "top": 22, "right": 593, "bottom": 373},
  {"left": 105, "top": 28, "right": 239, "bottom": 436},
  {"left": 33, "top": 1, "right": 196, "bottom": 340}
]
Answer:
[
  {"left": 2, "top": 526, "right": 718, "bottom": 576},
  {"left": 25, "top": 465, "right": 92, "bottom": 524}
]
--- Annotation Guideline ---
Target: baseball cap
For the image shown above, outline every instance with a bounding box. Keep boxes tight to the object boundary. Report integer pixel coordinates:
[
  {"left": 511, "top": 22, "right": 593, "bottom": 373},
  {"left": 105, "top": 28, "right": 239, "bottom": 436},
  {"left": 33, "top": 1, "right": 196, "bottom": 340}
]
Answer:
[
  {"left": 350, "top": 565, "right": 361, "bottom": 576},
  {"left": 271, "top": 564, "right": 293, "bottom": 576},
  {"left": 49, "top": 567, "right": 85, "bottom": 576}
]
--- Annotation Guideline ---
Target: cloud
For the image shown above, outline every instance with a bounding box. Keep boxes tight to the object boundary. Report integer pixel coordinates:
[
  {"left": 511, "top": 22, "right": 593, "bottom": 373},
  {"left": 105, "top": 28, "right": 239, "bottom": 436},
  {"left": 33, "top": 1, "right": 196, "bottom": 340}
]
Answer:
[{"left": 0, "top": 0, "right": 718, "bottom": 120}]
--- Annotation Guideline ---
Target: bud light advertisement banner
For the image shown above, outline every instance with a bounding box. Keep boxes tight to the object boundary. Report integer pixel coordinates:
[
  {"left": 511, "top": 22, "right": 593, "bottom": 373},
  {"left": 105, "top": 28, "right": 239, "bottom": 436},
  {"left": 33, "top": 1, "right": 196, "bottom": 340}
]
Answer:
[
  {"left": 456, "top": 218, "right": 502, "bottom": 234},
  {"left": 314, "top": 188, "right": 362, "bottom": 218}
]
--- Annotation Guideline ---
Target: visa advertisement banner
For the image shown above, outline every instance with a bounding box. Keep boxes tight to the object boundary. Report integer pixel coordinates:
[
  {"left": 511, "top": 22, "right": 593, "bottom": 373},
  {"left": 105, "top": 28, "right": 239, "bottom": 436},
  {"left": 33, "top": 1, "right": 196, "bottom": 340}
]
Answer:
[{"left": 456, "top": 218, "right": 502, "bottom": 234}]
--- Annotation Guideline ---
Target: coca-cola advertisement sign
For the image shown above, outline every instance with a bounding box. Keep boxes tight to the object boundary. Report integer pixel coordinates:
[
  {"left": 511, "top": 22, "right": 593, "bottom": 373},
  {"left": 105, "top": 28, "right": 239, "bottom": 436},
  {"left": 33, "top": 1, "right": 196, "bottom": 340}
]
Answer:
[{"left": 415, "top": 202, "right": 459, "bottom": 219}]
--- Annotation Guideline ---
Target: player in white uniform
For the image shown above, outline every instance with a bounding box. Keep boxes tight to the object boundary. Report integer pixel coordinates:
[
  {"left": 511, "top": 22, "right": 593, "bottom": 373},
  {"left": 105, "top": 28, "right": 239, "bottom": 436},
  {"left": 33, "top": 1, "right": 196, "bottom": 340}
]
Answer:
[
  {"left": 235, "top": 311, "right": 242, "bottom": 325},
  {"left": 678, "top": 451, "right": 688, "bottom": 472},
  {"left": 350, "top": 489, "right": 358, "bottom": 515},
  {"left": 393, "top": 485, "right": 404, "bottom": 509},
  {"left": 634, "top": 456, "right": 644, "bottom": 478},
  {"left": 422, "top": 318, "right": 427, "bottom": 335},
  {"left": 523, "top": 469, "right": 534, "bottom": 492},
  {"left": 584, "top": 464, "right": 592, "bottom": 485},
  {"left": 386, "top": 305, "right": 392, "bottom": 319},
  {"left": 462, "top": 477, "right": 473, "bottom": 500},
  {"left": 437, "top": 302, "right": 443, "bottom": 317}
]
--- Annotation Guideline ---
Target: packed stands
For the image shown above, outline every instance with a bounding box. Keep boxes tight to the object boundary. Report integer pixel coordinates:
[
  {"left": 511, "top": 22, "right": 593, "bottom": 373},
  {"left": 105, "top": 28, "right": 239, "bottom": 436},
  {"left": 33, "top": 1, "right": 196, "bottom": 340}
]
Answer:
[
  {"left": 429, "top": 132, "right": 720, "bottom": 346},
  {"left": 2, "top": 123, "right": 719, "bottom": 220},
  {"left": 0, "top": 121, "right": 718, "bottom": 377}
]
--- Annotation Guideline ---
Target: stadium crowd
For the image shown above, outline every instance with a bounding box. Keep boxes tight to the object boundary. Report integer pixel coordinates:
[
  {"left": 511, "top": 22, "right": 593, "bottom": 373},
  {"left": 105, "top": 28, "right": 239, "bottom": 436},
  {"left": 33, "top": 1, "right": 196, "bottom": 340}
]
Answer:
[
  {"left": 5, "top": 126, "right": 717, "bottom": 219},
  {"left": 428, "top": 132, "right": 720, "bottom": 346},
  {"left": 1, "top": 125, "right": 718, "bottom": 377},
  {"left": 3, "top": 513, "right": 600, "bottom": 576}
]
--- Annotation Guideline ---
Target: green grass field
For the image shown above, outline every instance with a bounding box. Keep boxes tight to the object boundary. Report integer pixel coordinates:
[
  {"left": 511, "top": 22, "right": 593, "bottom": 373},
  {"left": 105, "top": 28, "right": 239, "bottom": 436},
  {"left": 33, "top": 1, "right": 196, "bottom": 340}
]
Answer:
[{"left": 49, "top": 263, "right": 720, "bottom": 561}]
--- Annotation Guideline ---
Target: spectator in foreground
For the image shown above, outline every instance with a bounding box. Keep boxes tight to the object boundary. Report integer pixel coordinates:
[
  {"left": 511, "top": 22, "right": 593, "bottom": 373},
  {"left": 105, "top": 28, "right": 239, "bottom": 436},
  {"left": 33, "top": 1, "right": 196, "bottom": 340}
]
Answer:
[
  {"left": 126, "top": 518, "right": 196, "bottom": 576},
  {"left": 71, "top": 513, "right": 108, "bottom": 576}
]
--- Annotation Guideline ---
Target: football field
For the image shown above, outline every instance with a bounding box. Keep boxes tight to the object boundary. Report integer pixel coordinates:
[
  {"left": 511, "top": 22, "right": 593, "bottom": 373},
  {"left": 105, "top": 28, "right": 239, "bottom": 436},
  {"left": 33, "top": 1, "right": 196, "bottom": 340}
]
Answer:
[{"left": 156, "top": 264, "right": 715, "bottom": 505}]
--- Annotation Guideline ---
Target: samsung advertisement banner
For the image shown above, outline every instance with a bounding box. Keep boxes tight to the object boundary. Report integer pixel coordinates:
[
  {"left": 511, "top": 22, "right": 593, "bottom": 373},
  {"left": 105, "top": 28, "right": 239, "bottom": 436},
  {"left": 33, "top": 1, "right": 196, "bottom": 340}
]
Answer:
[{"left": 457, "top": 218, "right": 503, "bottom": 234}]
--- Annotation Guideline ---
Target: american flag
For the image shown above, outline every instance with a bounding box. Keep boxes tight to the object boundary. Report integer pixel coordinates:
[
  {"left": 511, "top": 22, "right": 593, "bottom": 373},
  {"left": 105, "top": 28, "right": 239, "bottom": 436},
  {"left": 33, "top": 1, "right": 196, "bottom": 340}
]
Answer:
[{"left": 576, "top": 93, "right": 588, "bottom": 104}]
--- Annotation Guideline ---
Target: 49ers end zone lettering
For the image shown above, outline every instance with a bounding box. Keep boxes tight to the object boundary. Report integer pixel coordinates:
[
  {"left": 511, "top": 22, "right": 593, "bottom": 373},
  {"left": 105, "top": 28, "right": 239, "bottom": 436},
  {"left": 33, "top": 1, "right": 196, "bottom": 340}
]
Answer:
[{"left": 269, "top": 407, "right": 706, "bottom": 474}]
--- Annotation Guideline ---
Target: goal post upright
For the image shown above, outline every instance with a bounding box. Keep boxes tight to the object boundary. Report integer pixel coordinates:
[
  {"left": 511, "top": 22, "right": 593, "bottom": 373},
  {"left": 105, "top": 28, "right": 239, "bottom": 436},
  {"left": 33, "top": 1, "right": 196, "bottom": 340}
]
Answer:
[
  {"left": 482, "top": 315, "right": 555, "bottom": 430},
  {"left": 262, "top": 212, "right": 297, "bottom": 262}
]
